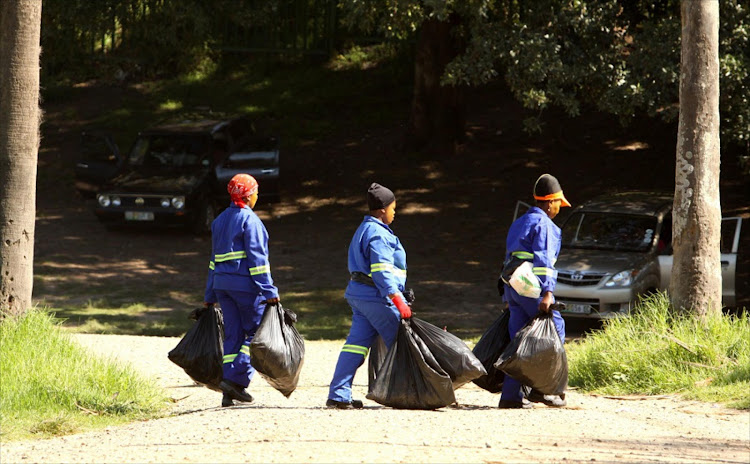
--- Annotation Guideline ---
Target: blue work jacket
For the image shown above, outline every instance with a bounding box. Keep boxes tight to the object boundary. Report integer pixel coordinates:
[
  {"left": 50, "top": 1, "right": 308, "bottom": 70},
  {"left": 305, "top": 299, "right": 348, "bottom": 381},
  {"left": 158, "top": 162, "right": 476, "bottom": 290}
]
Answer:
[
  {"left": 204, "top": 203, "right": 278, "bottom": 303},
  {"left": 505, "top": 206, "right": 561, "bottom": 295},
  {"left": 345, "top": 215, "right": 407, "bottom": 302}
]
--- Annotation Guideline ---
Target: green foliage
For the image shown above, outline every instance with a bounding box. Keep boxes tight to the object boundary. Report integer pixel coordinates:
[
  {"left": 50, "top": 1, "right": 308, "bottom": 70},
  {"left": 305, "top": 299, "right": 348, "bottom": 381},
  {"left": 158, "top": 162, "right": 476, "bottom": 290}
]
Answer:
[
  {"left": 442, "top": 0, "right": 750, "bottom": 147},
  {"left": 568, "top": 293, "right": 750, "bottom": 409},
  {"left": 0, "top": 310, "right": 169, "bottom": 440}
]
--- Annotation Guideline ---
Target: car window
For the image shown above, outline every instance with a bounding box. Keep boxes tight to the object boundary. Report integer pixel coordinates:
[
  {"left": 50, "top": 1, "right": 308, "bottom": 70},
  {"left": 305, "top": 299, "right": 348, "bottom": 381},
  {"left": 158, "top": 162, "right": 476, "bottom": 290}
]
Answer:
[
  {"left": 81, "top": 134, "right": 117, "bottom": 163},
  {"left": 721, "top": 218, "right": 742, "bottom": 254},
  {"left": 129, "top": 135, "right": 209, "bottom": 168},
  {"left": 561, "top": 212, "right": 658, "bottom": 252}
]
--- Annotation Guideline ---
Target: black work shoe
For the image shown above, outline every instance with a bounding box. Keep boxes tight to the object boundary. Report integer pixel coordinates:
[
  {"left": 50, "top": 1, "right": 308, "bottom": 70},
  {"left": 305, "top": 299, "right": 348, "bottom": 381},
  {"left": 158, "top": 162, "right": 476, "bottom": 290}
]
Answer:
[
  {"left": 527, "top": 389, "right": 566, "bottom": 407},
  {"left": 221, "top": 393, "right": 234, "bottom": 408},
  {"left": 498, "top": 399, "right": 533, "bottom": 409},
  {"left": 326, "top": 399, "right": 364, "bottom": 409},
  {"left": 219, "top": 380, "right": 254, "bottom": 403}
]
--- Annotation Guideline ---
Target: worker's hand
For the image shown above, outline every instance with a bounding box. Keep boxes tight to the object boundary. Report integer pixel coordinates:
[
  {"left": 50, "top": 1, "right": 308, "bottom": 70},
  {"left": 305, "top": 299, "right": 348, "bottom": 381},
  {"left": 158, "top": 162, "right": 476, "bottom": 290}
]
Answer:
[
  {"left": 189, "top": 303, "right": 213, "bottom": 321},
  {"left": 265, "top": 297, "right": 280, "bottom": 305},
  {"left": 390, "top": 294, "right": 412, "bottom": 319},
  {"left": 538, "top": 292, "right": 554, "bottom": 313}
]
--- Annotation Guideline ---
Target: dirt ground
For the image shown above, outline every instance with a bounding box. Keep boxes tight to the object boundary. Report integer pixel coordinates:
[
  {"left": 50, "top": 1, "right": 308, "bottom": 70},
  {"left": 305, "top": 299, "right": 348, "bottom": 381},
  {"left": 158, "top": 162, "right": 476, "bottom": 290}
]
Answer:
[
  {"left": 11, "top": 82, "right": 750, "bottom": 463},
  {"left": 1, "top": 333, "right": 749, "bottom": 464}
]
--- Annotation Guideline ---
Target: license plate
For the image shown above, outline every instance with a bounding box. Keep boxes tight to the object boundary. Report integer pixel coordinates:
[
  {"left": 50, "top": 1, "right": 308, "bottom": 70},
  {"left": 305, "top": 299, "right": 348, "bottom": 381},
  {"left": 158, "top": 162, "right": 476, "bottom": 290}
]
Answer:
[
  {"left": 563, "top": 303, "right": 592, "bottom": 314},
  {"left": 125, "top": 211, "right": 154, "bottom": 221}
]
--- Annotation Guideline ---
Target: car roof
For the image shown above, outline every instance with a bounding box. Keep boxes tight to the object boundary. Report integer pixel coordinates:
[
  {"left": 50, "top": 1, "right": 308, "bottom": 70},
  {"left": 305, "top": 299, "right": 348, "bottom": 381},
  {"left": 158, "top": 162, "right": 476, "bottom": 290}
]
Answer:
[
  {"left": 139, "top": 119, "right": 231, "bottom": 136},
  {"left": 572, "top": 191, "right": 673, "bottom": 216}
]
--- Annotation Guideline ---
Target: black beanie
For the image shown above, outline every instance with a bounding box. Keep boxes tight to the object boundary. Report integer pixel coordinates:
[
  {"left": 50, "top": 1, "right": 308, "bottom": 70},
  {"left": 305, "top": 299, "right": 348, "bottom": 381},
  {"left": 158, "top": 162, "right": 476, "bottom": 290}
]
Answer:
[{"left": 367, "top": 183, "right": 395, "bottom": 210}]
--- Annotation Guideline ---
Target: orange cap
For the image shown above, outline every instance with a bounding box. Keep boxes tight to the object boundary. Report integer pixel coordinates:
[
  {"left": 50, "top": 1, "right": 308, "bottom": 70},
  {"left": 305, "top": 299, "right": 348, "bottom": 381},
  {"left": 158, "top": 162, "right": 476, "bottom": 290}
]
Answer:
[{"left": 533, "top": 174, "right": 571, "bottom": 207}]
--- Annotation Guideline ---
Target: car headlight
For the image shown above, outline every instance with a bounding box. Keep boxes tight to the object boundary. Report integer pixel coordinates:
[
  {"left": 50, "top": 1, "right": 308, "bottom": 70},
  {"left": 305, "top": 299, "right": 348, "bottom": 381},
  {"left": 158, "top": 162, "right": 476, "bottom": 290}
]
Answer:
[
  {"left": 97, "top": 194, "right": 111, "bottom": 207},
  {"left": 171, "top": 196, "right": 185, "bottom": 209},
  {"left": 160, "top": 197, "right": 171, "bottom": 208},
  {"left": 605, "top": 270, "right": 637, "bottom": 287},
  {"left": 111, "top": 196, "right": 121, "bottom": 207}
]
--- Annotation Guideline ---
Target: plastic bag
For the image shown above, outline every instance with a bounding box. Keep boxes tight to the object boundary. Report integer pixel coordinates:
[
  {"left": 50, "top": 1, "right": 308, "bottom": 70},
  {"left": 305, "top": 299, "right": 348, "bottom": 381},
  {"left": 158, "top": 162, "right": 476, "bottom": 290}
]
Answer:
[
  {"left": 367, "top": 335, "right": 388, "bottom": 394},
  {"left": 494, "top": 312, "right": 568, "bottom": 395},
  {"left": 471, "top": 309, "right": 511, "bottom": 393},
  {"left": 168, "top": 306, "right": 224, "bottom": 391},
  {"left": 249, "top": 303, "right": 305, "bottom": 398},
  {"left": 509, "top": 261, "right": 542, "bottom": 298},
  {"left": 366, "top": 319, "right": 456, "bottom": 410},
  {"left": 408, "top": 317, "right": 486, "bottom": 389}
]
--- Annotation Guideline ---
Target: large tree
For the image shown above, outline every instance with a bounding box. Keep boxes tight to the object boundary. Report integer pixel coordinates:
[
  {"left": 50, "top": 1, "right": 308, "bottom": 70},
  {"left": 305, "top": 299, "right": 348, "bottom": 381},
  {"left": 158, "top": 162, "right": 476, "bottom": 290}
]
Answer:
[
  {"left": 670, "top": 0, "right": 722, "bottom": 315},
  {"left": 0, "top": 0, "right": 43, "bottom": 317}
]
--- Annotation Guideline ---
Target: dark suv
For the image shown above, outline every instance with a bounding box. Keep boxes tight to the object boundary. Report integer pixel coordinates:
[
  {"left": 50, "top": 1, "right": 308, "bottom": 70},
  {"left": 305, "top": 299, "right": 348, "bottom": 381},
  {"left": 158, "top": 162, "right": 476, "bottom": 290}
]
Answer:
[{"left": 75, "top": 117, "right": 280, "bottom": 234}]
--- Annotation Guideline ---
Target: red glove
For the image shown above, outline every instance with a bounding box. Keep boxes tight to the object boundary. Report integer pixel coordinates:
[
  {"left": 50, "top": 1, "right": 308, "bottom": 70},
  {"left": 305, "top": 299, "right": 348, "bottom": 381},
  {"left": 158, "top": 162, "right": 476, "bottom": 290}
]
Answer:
[{"left": 391, "top": 294, "right": 412, "bottom": 319}]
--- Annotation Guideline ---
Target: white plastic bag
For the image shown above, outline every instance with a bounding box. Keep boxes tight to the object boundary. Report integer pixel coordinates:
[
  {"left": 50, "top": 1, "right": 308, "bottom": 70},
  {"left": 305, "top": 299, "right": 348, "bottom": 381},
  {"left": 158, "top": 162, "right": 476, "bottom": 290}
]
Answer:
[{"left": 509, "top": 261, "right": 541, "bottom": 298}]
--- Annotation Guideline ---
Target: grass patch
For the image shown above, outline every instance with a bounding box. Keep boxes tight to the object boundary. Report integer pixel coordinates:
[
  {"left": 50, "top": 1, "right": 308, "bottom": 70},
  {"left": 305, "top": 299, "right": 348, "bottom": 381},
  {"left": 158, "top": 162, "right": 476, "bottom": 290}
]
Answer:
[
  {"left": 568, "top": 293, "right": 750, "bottom": 409},
  {"left": 0, "top": 309, "right": 169, "bottom": 441},
  {"left": 41, "top": 43, "right": 412, "bottom": 151},
  {"left": 44, "top": 288, "right": 352, "bottom": 340},
  {"left": 283, "top": 288, "right": 353, "bottom": 340}
]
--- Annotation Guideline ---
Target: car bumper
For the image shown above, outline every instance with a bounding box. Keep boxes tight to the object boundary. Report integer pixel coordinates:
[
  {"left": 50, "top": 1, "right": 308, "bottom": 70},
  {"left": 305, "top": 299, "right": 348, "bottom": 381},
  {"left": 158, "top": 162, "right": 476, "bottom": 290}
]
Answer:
[
  {"left": 94, "top": 207, "right": 193, "bottom": 228},
  {"left": 554, "top": 284, "right": 636, "bottom": 319}
]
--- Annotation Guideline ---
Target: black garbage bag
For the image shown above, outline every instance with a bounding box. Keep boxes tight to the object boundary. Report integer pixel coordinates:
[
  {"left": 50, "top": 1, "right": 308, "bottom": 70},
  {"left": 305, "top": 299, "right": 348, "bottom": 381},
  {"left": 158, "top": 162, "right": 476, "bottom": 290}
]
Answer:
[
  {"left": 366, "top": 319, "right": 456, "bottom": 410},
  {"left": 250, "top": 303, "right": 305, "bottom": 398},
  {"left": 168, "top": 306, "right": 224, "bottom": 391},
  {"left": 471, "top": 309, "right": 511, "bottom": 393},
  {"left": 409, "top": 317, "right": 486, "bottom": 389},
  {"left": 367, "top": 335, "right": 388, "bottom": 394},
  {"left": 494, "top": 312, "right": 568, "bottom": 396}
]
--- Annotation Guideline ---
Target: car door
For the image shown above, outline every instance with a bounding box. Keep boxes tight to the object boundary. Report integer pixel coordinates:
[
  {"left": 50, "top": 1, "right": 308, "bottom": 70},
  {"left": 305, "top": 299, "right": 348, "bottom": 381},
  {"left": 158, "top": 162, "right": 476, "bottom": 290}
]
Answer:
[
  {"left": 512, "top": 200, "right": 532, "bottom": 221},
  {"left": 657, "top": 217, "right": 743, "bottom": 307},
  {"left": 74, "top": 131, "right": 123, "bottom": 196}
]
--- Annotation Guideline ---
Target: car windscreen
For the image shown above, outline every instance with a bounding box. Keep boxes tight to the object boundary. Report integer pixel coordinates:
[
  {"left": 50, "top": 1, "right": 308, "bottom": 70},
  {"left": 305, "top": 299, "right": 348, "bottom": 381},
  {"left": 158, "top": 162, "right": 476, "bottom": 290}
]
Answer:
[
  {"left": 561, "top": 212, "right": 658, "bottom": 252},
  {"left": 128, "top": 135, "right": 209, "bottom": 168}
]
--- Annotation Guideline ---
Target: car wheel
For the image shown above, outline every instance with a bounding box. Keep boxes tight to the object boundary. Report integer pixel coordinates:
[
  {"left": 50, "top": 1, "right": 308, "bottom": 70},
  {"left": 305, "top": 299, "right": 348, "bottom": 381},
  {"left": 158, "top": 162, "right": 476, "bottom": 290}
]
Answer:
[{"left": 192, "top": 201, "right": 215, "bottom": 235}]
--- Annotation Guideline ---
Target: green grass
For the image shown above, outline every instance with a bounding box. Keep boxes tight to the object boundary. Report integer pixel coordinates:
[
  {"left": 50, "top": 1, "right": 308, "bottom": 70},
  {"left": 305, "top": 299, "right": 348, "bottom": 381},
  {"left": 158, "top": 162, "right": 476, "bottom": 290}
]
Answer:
[
  {"left": 45, "top": 287, "right": 353, "bottom": 340},
  {"left": 568, "top": 293, "right": 750, "bottom": 409},
  {"left": 41, "top": 43, "right": 412, "bottom": 152},
  {"left": 0, "top": 310, "right": 170, "bottom": 441}
]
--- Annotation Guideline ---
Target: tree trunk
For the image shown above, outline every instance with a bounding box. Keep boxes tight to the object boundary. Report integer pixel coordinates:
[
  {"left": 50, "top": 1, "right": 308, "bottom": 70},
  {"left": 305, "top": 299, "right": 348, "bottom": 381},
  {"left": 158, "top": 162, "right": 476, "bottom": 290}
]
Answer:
[
  {"left": 405, "top": 15, "right": 466, "bottom": 157},
  {"left": 0, "top": 0, "right": 43, "bottom": 317},
  {"left": 670, "top": 0, "right": 721, "bottom": 316}
]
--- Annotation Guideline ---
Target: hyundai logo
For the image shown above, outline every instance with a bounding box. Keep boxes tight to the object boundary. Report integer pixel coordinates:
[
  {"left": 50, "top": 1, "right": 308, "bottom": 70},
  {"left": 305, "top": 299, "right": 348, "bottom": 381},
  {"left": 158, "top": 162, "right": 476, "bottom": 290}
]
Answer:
[
  {"left": 135, "top": 197, "right": 145, "bottom": 206},
  {"left": 571, "top": 272, "right": 584, "bottom": 281}
]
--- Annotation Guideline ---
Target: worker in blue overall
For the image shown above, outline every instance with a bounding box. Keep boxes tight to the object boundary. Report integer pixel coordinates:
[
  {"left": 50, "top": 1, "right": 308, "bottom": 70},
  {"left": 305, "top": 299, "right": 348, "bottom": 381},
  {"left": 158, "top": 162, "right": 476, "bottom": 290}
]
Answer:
[
  {"left": 499, "top": 173, "right": 570, "bottom": 409},
  {"left": 327, "top": 183, "right": 412, "bottom": 409},
  {"left": 203, "top": 173, "right": 280, "bottom": 407}
]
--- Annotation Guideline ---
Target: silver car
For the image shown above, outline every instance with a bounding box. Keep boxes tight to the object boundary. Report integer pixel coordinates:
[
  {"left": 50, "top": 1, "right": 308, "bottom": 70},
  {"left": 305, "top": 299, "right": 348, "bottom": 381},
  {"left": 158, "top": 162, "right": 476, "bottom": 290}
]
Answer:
[{"left": 513, "top": 192, "right": 743, "bottom": 319}]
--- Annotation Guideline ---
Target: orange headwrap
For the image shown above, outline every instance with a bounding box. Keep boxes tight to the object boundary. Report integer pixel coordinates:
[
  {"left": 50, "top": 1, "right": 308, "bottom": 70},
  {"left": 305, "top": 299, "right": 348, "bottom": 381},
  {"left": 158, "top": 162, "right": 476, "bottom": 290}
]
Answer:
[{"left": 227, "top": 174, "right": 258, "bottom": 208}]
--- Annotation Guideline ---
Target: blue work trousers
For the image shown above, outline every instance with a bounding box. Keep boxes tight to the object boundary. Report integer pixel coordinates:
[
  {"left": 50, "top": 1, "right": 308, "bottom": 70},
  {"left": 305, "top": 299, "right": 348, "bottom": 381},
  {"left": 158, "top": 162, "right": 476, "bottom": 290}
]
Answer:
[
  {"left": 328, "top": 297, "right": 401, "bottom": 403},
  {"left": 500, "top": 285, "right": 566, "bottom": 403},
  {"left": 215, "top": 289, "right": 265, "bottom": 388}
]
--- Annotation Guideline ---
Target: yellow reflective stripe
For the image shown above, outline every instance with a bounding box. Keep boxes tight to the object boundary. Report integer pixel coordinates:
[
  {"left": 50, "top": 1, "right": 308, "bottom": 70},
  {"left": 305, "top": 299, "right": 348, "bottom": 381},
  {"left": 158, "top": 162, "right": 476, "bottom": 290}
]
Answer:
[
  {"left": 249, "top": 264, "right": 270, "bottom": 275},
  {"left": 240, "top": 345, "right": 250, "bottom": 356},
  {"left": 209, "top": 261, "right": 215, "bottom": 270},
  {"left": 370, "top": 262, "right": 392, "bottom": 273},
  {"left": 512, "top": 251, "right": 534, "bottom": 260},
  {"left": 215, "top": 250, "right": 248, "bottom": 262},
  {"left": 223, "top": 354, "right": 237, "bottom": 363},
  {"left": 370, "top": 263, "right": 407, "bottom": 277},
  {"left": 341, "top": 344, "right": 369, "bottom": 356},
  {"left": 532, "top": 267, "right": 554, "bottom": 276}
]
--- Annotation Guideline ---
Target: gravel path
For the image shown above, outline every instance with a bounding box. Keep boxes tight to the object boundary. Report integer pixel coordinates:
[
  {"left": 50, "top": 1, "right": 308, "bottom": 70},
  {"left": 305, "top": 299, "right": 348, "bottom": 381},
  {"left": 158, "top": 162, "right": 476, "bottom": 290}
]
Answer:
[{"left": 1, "top": 334, "right": 748, "bottom": 464}]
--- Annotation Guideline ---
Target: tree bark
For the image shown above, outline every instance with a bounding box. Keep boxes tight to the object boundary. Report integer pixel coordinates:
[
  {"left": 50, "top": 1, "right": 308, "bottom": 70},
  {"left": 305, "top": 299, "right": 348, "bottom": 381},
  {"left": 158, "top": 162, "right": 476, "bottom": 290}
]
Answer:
[
  {"left": 670, "top": 0, "right": 721, "bottom": 316},
  {"left": 405, "top": 15, "right": 466, "bottom": 157},
  {"left": 0, "top": 0, "right": 43, "bottom": 317}
]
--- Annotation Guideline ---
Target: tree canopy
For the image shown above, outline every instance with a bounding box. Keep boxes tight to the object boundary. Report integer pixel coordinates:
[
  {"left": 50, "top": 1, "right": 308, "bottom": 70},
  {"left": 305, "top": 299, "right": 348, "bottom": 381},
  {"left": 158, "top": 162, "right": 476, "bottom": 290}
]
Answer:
[
  {"left": 339, "top": 0, "right": 748, "bottom": 149},
  {"left": 32, "top": 0, "right": 750, "bottom": 148}
]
